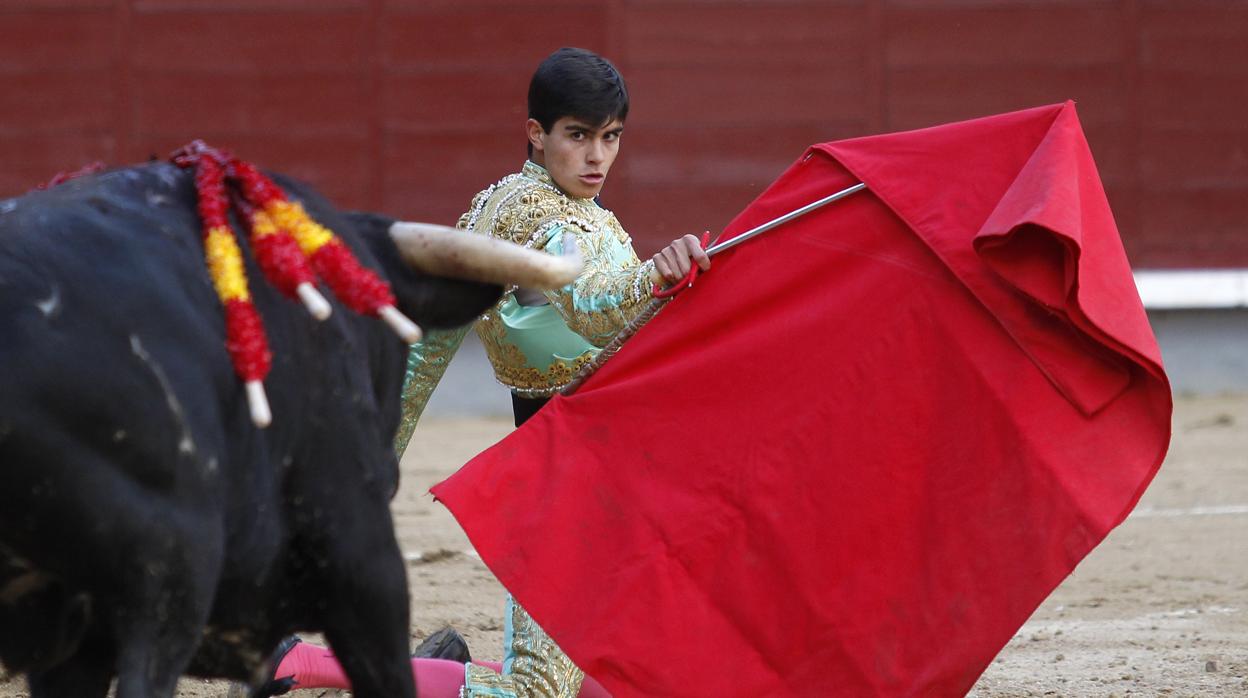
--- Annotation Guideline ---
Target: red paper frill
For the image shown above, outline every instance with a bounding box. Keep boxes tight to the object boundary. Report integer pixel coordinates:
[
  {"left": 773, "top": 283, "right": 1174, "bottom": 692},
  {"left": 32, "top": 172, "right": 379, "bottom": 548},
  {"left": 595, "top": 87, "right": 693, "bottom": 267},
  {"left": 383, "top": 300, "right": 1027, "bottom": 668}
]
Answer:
[
  {"left": 310, "top": 241, "right": 396, "bottom": 315},
  {"left": 250, "top": 222, "right": 317, "bottom": 297},
  {"left": 195, "top": 157, "right": 229, "bottom": 229},
  {"left": 223, "top": 299, "right": 272, "bottom": 382}
]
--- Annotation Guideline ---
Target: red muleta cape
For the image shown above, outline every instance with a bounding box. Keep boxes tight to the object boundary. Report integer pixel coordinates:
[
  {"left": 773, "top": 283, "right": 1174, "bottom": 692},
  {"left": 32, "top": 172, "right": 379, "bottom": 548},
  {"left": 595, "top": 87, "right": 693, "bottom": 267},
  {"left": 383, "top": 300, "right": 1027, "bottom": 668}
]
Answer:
[{"left": 432, "top": 102, "right": 1172, "bottom": 697}]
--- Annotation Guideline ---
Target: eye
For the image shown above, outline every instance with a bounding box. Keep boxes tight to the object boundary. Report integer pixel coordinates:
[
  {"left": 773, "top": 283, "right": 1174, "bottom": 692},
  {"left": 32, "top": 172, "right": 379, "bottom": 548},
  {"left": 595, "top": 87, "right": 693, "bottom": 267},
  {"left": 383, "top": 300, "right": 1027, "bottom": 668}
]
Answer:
[
  {"left": 569, "top": 131, "right": 586, "bottom": 141},
  {"left": 604, "top": 132, "right": 620, "bottom": 142}
]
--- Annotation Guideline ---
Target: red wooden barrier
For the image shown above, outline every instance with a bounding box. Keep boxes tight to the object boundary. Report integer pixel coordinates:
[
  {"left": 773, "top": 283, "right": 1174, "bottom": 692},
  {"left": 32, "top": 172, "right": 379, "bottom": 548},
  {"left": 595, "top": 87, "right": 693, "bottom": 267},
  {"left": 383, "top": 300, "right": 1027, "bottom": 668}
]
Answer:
[{"left": 2, "top": 1, "right": 1245, "bottom": 267}]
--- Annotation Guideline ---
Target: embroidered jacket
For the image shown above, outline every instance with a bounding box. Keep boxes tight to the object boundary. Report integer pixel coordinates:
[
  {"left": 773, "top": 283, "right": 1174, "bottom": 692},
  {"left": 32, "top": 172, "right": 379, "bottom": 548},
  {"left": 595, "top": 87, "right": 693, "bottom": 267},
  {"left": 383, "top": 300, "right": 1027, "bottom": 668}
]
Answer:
[{"left": 395, "top": 161, "right": 656, "bottom": 450}]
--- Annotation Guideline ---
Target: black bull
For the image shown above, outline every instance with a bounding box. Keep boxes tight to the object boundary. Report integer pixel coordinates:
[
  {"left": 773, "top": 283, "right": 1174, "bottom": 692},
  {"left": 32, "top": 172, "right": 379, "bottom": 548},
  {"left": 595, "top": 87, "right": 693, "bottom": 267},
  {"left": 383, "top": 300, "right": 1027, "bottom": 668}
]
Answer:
[{"left": 0, "top": 163, "right": 510, "bottom": 697}]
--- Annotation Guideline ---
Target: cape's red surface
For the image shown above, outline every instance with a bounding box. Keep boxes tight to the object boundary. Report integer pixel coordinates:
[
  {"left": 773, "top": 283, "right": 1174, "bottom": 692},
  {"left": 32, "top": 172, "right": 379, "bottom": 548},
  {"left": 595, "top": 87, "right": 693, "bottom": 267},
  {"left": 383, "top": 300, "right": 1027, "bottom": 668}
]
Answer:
[{"left": 432, "top": 102, "right": 1171, "bottom": 697}]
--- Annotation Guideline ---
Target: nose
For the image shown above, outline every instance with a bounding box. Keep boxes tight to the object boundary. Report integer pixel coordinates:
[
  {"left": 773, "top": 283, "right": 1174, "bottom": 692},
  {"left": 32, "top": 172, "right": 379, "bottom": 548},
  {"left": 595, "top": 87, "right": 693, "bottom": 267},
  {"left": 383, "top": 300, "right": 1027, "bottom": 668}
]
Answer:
[{"left": 587, "top": 138, "right": 606, "bottom": 165}]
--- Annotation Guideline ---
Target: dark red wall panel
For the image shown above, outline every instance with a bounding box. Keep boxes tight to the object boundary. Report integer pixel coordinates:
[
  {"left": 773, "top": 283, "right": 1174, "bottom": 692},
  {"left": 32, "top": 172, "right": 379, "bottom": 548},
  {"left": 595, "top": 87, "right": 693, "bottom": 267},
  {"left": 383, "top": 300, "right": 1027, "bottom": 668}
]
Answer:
[
  {"left": 130, "top": 11, "right": 371, "bottom": 74},
  {"left": 382, "top": 70, "right": 527, "bottom": 130},
  {"left": 379, "top": 6, "right": 609, "bottom": 68},
  {"left": 0, "top": 72, "right": 114, "bottom": 132},
  {"left": 2, "top": 0, "right": 1246, "bottom": 267},
  {"left": 621, "top": 3, "right": 868, "bottom": 68},
  {"left": 0, "top": 10, "right": 115, "bottom": 71},
  {"left": 0, "top": 133, "right": 116, "bottom": 196},
  {"left": 381, "top": 130, "right": 520, "bottom": 225}
]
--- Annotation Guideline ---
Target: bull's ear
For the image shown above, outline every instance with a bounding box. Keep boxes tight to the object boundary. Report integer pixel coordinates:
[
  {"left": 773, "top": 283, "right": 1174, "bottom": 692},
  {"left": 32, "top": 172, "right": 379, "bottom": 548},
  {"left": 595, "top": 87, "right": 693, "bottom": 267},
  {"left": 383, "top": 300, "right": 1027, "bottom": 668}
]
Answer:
[{"left": 345, "top": 212, "right": 503, "bottom": 329}]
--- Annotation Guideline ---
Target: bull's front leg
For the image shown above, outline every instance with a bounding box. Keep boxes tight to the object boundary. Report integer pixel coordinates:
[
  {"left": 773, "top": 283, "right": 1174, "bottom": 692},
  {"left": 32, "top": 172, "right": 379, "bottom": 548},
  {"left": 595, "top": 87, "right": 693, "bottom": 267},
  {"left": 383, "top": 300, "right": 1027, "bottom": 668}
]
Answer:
[
  {"left": 315, "top": 500, "right": 415, "bottom": 698},
  {"left": 22, "top": 508, "right": 223, "bottom": 698},
  {"left": 287, "top": 415, "right": 414, "bottom": 698},
  {"left": 25, "top": 622, "right": 114, "bottom": 698},
  {"left": 109, "top": 517, "right": 224, "bottom": 698},
  {"left": 1, "top": 425, "right": 225, "bottom": 698}
]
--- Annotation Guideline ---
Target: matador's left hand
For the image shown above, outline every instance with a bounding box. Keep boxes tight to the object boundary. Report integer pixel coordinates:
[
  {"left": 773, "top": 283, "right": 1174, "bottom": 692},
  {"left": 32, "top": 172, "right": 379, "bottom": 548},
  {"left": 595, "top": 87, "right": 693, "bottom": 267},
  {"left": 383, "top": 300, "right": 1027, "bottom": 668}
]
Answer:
[{"left": 650, "top": 233, "right": 711, "bottom": 285}]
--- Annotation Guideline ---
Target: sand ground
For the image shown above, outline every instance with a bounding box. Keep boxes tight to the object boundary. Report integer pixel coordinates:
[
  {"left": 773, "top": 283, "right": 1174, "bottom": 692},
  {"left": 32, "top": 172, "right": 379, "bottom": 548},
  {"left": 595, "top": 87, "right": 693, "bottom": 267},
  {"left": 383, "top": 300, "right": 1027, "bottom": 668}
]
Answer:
[{"left": 2, "top": 394, "right": 1244, "bottom": 697}]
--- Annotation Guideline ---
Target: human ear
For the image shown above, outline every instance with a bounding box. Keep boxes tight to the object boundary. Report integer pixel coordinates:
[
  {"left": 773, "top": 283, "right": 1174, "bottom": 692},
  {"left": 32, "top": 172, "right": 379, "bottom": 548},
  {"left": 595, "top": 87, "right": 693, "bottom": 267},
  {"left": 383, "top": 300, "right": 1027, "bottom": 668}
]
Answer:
[{"left": 525, "top": 119, "right": 546, "bottom": 154}]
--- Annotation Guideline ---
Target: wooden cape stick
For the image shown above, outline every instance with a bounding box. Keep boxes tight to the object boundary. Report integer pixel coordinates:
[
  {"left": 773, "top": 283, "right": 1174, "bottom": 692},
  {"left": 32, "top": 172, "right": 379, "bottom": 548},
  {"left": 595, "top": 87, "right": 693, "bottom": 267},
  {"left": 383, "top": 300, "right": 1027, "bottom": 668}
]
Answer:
[{"left": 560, "top": 182, "right": 867, "bottom": 397}]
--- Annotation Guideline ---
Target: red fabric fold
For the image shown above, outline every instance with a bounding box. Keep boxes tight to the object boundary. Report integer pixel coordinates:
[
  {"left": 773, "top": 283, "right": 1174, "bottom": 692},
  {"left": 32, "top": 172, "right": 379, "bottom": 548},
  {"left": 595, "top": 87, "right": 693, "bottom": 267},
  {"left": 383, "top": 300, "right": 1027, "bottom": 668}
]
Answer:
[{"left": 433, "top": 103, "right": 1171, "bottom": 697}]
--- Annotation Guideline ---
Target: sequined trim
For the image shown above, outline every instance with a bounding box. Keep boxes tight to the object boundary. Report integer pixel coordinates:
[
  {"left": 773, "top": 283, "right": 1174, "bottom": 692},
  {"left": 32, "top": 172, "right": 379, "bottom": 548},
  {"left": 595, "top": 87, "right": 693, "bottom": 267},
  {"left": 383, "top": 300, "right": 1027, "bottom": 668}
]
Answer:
[
  {"left": 460, "top": 597, "right": 584, "bottom": 698},
  {"left": 466, "top": 162, "right": 653, "bottom": 390},
  {"left": 395, "top": 326, "right": 470, "bottom": 453},
  {"left": 473, "top": 315, "right": 597, "bottom": 396},
  {"left": 397, "top": 161, "right": 656, "bottom": 442}
]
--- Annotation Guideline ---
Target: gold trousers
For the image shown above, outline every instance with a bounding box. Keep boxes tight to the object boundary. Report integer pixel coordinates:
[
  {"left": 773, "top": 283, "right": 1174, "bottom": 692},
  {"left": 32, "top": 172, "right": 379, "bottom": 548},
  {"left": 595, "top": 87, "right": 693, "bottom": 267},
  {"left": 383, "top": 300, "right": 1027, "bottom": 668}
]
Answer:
[{"left": 461, "top": 595, "right": 585, "bottom": 698}]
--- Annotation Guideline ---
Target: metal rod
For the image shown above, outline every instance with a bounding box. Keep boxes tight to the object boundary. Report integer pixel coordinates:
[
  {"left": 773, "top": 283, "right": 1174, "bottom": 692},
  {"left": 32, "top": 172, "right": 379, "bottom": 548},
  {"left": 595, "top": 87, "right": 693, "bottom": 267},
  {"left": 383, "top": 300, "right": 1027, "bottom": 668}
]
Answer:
[{"left": 704, "top": 182, "right": 867, "bottom": 258}]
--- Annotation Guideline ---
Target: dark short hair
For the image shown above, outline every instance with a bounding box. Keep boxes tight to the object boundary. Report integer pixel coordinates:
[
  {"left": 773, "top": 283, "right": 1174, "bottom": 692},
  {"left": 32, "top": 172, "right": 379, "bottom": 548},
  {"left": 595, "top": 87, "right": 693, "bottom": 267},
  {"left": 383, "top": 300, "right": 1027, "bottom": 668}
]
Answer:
[{"left": 527, "top": 47, "right": 629, "bottom": 155}]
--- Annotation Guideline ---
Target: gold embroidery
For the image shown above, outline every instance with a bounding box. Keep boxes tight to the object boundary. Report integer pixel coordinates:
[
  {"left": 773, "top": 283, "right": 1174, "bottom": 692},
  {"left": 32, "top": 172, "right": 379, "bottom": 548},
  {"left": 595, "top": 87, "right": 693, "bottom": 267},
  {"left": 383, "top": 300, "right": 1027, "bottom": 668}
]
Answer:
[
  {"left": 396, "top": 161, "right": 657, "bottom": 447},
  {"left": 474, "top": 315, "right": 596, "bottom": 396},
  {"left": 461, "top": 599, "right": 584, "bottom": 698},
  {"left": 469, "top": 163, "right": 653, "bottom": 392},
  {"left": 395, "top": 326, "right": 470, "bottom": 453}
]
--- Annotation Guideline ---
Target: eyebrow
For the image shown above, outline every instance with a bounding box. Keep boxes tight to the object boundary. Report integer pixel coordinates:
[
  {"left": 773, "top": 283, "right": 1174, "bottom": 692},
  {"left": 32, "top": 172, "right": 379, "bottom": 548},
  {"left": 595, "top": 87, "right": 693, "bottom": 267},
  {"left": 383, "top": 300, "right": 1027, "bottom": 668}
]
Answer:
[{"left": 563, "top": 122, "right": 624, "bottom": 135}]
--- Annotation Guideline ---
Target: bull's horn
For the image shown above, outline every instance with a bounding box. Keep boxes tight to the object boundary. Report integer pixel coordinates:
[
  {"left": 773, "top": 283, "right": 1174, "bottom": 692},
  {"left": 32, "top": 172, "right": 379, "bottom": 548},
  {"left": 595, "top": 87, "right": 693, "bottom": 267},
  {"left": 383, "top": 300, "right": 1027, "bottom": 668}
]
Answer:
[{"left": 389, "top": 222, "right": 582, "bottom": 290}]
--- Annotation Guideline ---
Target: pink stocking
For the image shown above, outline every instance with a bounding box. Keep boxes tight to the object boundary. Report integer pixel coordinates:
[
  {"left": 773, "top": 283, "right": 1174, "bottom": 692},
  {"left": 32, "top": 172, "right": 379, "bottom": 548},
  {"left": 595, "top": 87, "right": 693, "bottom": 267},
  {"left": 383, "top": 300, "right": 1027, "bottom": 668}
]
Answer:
[
  {"left": 272, "top": 641, "right": 349, "bottom": 690},
  {"left": 411, "top": 658, "right": 495, "bottom": 696},
  {"left": 275, "top": 642, "right": 498, "bottom": 696},
  {"left": 275, "top": 641, "right": 609, "bottom": 696}
]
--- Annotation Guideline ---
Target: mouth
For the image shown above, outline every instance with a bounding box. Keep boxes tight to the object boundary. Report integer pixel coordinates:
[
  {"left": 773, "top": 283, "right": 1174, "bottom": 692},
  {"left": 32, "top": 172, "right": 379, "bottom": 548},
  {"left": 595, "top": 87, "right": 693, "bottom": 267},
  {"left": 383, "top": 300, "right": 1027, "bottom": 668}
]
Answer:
[{"left": 578, "top": 173, "right": 605, "bottom": 185}]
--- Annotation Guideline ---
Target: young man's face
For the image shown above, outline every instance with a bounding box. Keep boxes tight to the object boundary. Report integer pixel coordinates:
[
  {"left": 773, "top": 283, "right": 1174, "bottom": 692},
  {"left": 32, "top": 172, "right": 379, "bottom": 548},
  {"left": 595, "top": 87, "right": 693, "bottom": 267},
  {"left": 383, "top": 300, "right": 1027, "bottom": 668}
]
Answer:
[{"left": 527, "top": 116, "right": 624, "bottom": 200}]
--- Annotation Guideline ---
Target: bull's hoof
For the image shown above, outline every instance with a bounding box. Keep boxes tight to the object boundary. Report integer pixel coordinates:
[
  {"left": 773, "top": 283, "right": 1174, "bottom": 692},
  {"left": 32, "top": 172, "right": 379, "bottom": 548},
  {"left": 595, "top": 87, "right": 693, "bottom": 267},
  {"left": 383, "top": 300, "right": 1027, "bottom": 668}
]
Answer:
[
  {"left": 254, "top": 635, "right": 301, "bottom": 697},
  {"left": 412, "top": 626, "right": 471, "bottom": 663}
]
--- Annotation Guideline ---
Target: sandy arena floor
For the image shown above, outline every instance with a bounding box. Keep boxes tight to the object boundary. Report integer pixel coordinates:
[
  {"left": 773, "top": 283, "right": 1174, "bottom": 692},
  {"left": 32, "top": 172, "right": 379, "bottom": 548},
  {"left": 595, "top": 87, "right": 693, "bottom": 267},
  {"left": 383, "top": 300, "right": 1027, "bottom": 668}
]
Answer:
[{"left": 2, "top": 394, "right": 1244, "bottom": 697}]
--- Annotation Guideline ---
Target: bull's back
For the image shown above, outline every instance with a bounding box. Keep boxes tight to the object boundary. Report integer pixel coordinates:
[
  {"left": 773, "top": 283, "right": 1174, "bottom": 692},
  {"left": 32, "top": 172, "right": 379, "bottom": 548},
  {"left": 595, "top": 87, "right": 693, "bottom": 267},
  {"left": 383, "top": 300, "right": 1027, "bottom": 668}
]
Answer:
[{"left": 0, "top": 166, "right": 256, "bottom": 578}]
